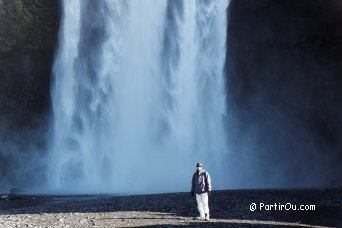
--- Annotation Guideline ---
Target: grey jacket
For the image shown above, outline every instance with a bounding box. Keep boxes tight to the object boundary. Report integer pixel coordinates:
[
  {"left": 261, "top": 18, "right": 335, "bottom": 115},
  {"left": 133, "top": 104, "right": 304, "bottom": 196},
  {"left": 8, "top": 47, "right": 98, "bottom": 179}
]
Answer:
[{"left": 191, "top": 169, "right": 211, "bottom": 194}]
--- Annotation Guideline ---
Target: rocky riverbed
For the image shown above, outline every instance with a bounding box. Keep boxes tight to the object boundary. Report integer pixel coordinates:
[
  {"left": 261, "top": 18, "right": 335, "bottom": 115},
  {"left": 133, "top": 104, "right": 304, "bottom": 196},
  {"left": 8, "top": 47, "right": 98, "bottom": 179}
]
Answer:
[{"left": 0, "top": 188, "right": 341, "bottom": 227}]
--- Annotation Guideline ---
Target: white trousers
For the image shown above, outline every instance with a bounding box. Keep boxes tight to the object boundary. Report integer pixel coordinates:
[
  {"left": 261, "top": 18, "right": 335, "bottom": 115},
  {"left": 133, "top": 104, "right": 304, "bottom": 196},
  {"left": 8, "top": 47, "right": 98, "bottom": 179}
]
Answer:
[{"left": 196, "top": 192, "right": 209, "bottom": 217}]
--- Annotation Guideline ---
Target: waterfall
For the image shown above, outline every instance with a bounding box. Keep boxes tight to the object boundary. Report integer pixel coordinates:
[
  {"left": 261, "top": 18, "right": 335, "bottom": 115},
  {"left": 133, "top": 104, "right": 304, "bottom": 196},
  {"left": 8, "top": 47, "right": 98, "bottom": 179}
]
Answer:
[{"left": 49, "top": 0, "right": 229, "bottom": 194}]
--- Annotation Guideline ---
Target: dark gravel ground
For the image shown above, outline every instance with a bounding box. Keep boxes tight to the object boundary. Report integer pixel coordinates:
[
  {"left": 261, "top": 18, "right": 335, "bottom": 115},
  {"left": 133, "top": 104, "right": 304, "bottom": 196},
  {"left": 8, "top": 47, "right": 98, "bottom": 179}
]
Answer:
[{"left": 0, "top": 188, "right": 341, "bottom": 227}]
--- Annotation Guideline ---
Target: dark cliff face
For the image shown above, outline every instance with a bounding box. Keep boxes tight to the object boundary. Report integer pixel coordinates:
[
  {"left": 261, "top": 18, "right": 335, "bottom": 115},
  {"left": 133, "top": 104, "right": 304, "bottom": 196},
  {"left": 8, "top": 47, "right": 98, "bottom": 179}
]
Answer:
[
  {"left": 226, "top": 0, "right": 342, "bottom": 187},
  {"left": 0, "top": 0, "right": 59, "bottom": 125},
  {"left": 0, "top": 0, "right": 59, "bottom": 190}
]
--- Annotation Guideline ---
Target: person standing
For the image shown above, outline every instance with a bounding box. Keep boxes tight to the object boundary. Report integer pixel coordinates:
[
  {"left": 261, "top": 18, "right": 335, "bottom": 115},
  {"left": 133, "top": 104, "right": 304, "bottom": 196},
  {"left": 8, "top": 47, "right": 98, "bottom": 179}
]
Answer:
[{"left": 191, "top": 162, "right": 211, "bottom": 220}]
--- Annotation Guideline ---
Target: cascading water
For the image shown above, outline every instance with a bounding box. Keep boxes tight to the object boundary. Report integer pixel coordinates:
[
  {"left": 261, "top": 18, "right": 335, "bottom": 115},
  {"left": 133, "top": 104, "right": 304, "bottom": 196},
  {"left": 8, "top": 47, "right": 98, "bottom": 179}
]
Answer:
[{"left": 49, "top": 0, "right": 229, "bottom": 194}]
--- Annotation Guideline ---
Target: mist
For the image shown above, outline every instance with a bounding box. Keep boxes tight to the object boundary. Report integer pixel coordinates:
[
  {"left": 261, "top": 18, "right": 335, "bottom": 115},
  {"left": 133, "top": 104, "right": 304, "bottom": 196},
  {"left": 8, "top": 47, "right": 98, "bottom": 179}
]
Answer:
[{"left": 0, "top": 0, "right": 341, "bottom": 194}]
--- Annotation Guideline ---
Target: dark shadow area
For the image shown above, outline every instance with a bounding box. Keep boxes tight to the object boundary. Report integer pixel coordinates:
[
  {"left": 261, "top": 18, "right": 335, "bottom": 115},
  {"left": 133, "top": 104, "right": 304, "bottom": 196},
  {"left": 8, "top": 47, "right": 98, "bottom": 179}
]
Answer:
[
  {"left": 226, "top": 0, "right": 342, "bottom": 188},
  {"left": 1, "top": 189, "right": 341, "bottom": 227},
  {"left": 0, "top": 0, "right": 60, "bottom": 192},
  {"left": 143, "top": 224, "right": 276, "bottom": 227}
]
